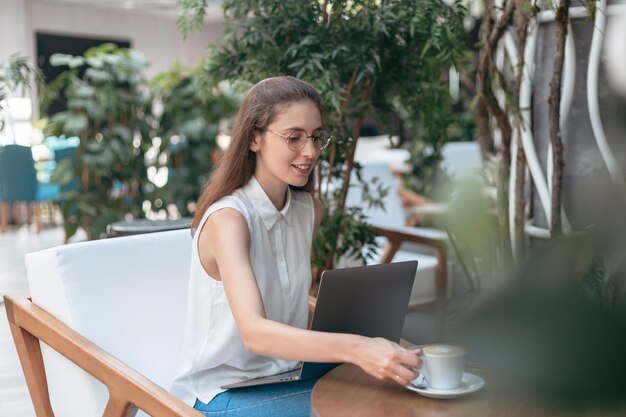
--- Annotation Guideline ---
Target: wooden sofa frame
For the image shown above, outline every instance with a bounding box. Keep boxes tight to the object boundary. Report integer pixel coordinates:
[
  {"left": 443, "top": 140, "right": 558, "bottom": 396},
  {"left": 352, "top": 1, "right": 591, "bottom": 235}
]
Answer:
[{"left": 4, "top": 295, "right": 202, "bottom": 417}]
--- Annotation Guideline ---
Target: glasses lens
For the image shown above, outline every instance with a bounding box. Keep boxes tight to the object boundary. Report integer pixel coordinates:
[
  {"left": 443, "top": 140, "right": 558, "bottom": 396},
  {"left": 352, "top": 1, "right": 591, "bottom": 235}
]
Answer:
[
  {"left": 285, "top": 129, "right": 332, "bottom": 151},
  {"left": 287, "top": 130, "right": 307, "bottom": 151},
  {"left": 315, "top": 130, "right": 331, "bottom": 150}
]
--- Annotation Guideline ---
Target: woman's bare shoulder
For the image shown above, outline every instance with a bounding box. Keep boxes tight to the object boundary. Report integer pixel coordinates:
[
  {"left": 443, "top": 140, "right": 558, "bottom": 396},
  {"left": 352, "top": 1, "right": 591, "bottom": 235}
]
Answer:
[{"left": 203, "top": 207, "right": 249, "bottom": 236}]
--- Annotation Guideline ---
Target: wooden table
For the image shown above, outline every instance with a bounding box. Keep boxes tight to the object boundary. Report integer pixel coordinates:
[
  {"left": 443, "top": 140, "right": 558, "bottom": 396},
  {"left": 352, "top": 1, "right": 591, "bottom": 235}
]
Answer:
[{"left": 310, "top": 363, "right": 625, "bottom": 417}]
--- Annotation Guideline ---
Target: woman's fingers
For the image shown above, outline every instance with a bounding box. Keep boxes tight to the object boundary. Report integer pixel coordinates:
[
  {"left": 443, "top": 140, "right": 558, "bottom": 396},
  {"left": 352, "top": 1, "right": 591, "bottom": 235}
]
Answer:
[
  {"left": 389, "top": 365, "right": 418, "bottom": 386},
  {"left": 390, "top": 347, "right": 421, "bottom": 385},
  {"left": 360, "top": 339, "right": 423, "bottom": 386},
  {"left": 400, "top": 347, "right": 422, "bottom": 369}
]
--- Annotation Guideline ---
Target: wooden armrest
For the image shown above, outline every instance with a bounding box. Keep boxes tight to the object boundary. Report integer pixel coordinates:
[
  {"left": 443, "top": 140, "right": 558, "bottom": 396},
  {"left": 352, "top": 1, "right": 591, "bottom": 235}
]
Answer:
[
  {"left": 397, "top": 185, "right": 433, "bottom": 207},
  {"left": 373, "top": 225, "right": 448, "bottom": 263},
  {"left": 3, "top": 295, "right": 201, "bottom": 417}
]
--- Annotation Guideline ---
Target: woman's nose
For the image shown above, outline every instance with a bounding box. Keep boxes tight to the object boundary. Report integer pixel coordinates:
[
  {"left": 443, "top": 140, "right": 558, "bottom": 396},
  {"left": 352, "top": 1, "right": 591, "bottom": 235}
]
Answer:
[{"left": 300, "top": 136, "right": 319, "bottom": 156}]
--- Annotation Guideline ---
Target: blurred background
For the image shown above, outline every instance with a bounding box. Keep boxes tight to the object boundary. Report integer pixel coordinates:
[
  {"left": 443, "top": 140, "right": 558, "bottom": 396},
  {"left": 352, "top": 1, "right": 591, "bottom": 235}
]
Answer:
[{"left": 2, "top": 0, "right": 626, "bottom": 415}]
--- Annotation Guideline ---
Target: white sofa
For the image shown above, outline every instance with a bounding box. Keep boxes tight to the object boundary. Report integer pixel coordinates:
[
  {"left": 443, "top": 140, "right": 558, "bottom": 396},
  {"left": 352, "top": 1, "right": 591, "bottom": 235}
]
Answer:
[
  {"left": 19, "top": 229, "right": 196, "bottom": 417},
  {"left": 8, "top": 192, "right": 448, "bottom": 416}
]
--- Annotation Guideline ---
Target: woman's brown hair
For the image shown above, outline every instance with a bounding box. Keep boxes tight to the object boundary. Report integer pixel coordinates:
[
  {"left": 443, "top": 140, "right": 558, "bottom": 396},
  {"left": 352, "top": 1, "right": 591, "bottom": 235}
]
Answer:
[{"left": 191, "top": 76, "right": 323, "bottom": 234}]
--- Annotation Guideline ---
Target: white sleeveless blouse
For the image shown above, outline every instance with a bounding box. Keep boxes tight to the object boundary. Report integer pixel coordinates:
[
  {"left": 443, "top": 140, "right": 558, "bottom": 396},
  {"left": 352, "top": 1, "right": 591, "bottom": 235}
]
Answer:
[{"left": 170, "top": 176, "right": 315, "bottom": 405}]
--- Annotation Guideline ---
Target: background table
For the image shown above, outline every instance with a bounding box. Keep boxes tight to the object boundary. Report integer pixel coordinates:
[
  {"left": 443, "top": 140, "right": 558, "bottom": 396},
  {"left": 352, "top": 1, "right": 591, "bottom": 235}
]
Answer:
[{"left": 106, "top": 218, "right": 192, "bottom": 237}]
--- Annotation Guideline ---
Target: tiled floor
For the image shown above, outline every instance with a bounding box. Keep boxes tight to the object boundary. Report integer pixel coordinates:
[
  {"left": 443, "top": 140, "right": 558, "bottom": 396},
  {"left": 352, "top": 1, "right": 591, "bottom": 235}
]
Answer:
[{"left": 0, "top": 225, "right": 85, "bottom": 417}]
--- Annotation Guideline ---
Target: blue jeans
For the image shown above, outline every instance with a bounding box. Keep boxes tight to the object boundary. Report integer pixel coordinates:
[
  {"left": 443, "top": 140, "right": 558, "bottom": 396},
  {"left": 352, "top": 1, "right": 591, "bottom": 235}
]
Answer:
[{"left": 193, "top": 378, "right": 319, "bottom": 417}]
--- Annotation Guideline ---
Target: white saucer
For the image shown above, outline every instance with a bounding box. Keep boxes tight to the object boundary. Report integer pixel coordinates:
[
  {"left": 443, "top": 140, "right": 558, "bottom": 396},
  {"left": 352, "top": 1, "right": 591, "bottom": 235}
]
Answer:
[{"left": 406, "top": 372, "right": 485, "bottom": 399}]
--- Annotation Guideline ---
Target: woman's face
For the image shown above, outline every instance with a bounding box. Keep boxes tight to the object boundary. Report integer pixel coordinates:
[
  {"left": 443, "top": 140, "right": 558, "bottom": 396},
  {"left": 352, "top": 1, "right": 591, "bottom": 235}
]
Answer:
[{"left": 251, "top": 100, "right": 322, "bottom": 192}]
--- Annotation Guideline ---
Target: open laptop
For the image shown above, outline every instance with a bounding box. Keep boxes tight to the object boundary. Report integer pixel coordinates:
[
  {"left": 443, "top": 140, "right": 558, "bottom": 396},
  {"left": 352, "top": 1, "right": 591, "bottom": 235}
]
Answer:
[{"left": 221, "top": 260, "right": 417, "bottom": 389}]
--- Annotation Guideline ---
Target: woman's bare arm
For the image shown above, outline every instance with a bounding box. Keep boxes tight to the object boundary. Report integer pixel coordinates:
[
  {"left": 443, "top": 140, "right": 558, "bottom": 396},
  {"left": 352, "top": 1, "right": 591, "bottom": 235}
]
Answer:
[{"left": 198, "top": 207, "right": 421, "bottom": 386}]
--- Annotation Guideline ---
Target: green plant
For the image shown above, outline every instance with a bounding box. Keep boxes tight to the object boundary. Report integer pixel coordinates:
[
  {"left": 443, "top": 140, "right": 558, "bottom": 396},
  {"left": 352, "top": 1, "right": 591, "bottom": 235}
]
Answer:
[
  {"left": 150, "top": 62, "right": 245, "bottom": 216},
  {"left": 178, "top": 0, "right": 468, "bottom": 284},
  {"left": 43, "top": 44, "right": 156, "bottom": 240},
  {"left": 0, "top": 54, "right": 42, "bottom": 134}
]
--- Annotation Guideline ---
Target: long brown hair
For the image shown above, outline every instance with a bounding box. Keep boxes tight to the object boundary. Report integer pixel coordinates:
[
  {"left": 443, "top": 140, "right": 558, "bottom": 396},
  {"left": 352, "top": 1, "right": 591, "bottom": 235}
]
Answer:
[{"left": 191, "top": 76, "right": 323, "bottom": 234}]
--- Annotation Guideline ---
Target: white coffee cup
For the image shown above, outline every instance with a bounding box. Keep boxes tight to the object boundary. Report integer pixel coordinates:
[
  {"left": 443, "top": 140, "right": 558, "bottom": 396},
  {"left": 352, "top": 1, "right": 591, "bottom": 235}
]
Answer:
[{"left": 419, "top": 344, "right": 467, "bottom": 390}]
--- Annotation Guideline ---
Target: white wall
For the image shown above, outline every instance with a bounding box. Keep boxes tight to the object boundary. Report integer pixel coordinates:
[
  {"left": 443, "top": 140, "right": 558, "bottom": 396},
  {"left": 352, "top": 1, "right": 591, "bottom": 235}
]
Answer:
[
  {"left": 0, "top": 0, "right": 222, "bottom": 143},
  {"left": 0, "top": 0, "right": 30, "bottom": 63},
  {"left": 1, "top": 0, "right": 223, "bottom": 80}
]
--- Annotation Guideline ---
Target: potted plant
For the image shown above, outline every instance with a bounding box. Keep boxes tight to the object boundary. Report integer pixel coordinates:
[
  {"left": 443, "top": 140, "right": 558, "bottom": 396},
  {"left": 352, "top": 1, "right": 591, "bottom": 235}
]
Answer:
[{"left": 42, "top": 44, "right": 155, "bottom": 240}]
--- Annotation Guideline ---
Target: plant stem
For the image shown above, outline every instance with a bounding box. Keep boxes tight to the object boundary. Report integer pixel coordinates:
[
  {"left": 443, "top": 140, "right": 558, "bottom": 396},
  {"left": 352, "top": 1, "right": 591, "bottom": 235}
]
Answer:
[
  {"left": 324, "top": 142, "right": 336, "bottom": 200},
  {"left": 477, "top": 0, "right": 516, "bottom": 265},
  {"left": 513, "top": 0, "right": 530, "bottom": 258},
  {"left": 549, "top": 0, "right": 570, "bottom": 237},
  {"left": 337, "top": 67, "right": 359, "bottom": 133},
  {"left": 475, "top": 96, "right": 493, "bottom": 158},
  {"left": 323, "top": 81, "right": 372, "bottom": 272},
  {"left": 325, "top": 66, "right": 358, "bottom": 198}
]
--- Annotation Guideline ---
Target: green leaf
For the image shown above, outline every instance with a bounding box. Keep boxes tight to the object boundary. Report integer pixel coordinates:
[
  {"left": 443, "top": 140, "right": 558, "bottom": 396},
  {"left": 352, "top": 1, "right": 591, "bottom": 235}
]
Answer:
[
  {"left": 77, "top": 201, "right": 97, "bottom": 216},
  {"left": 50, "top": 159, "right": 75, "bottom": 186},
  {"left": 50, "top": 54, "right": 85, "bottom": 69}
]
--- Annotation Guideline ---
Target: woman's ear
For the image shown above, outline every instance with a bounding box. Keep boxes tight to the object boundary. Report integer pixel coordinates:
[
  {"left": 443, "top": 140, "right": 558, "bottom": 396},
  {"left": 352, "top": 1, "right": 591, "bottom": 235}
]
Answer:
[{"left": 249, "top": 131, "right": 262, "bottom": 152}]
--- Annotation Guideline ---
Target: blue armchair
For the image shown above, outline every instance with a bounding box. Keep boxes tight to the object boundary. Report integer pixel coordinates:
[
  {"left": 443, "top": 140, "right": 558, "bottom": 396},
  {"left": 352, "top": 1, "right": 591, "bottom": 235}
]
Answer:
[{"left": 0, "top": 144, "right": 60, "bottom": 232}]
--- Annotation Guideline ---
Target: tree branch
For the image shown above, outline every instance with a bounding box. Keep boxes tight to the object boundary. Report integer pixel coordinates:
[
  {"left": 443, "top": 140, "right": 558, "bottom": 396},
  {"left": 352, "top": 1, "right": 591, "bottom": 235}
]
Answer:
[
  {"left": 549, "top": 0, "right": 570, "bottom": 236},
  {"left": 323, "top": 80, "right": 372, "bottom": 271},
  {"left": 514, "top": 0, "right": 530, "bottom": 257}
]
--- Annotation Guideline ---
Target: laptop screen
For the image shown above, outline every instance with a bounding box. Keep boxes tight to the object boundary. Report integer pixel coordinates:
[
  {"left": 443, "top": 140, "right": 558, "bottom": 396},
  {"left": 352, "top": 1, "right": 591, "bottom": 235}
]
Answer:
[{"left": 302, "top": 261, "right": 417, "bottom": 378}]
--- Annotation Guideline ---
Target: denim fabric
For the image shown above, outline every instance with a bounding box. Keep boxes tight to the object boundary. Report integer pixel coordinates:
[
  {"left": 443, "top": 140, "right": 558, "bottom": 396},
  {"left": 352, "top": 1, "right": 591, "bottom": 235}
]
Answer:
[{"left": 193, "top": 378, "right": 319, "bottom": 417}]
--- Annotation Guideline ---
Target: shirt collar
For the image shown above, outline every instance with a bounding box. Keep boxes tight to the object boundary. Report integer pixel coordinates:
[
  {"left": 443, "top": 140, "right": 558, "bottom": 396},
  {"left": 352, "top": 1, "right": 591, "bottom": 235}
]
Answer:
[{"left": 242, "top": 176, "right": 293, "bottom": 230}]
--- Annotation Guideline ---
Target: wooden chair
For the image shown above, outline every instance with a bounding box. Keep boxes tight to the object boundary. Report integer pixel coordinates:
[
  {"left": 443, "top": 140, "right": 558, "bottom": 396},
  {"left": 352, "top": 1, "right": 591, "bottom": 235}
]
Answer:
[
  {"left": 343, "top": 162, "right": 449, "bottom": 340},
  {"left": 4, "top": 229, "right": 201, "bottom": 417}
]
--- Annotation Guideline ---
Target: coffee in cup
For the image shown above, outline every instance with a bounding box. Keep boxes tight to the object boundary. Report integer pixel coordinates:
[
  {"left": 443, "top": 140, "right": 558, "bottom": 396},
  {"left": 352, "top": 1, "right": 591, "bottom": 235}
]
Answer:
[{"left": 420, "top": 345, "right": 467, "bottom": 390}]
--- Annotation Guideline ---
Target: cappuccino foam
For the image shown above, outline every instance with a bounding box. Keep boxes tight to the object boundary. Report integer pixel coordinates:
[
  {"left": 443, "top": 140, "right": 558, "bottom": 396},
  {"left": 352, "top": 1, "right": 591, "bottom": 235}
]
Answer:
[{"left": 423, "top": 345, "right": 466, "bottom": 357}]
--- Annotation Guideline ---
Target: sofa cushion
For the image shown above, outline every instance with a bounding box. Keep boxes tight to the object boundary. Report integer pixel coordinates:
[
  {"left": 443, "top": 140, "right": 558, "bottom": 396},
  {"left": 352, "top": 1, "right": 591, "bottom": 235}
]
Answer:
[{"left": 25, "top": 229, "right": 192, "bottom": 417}]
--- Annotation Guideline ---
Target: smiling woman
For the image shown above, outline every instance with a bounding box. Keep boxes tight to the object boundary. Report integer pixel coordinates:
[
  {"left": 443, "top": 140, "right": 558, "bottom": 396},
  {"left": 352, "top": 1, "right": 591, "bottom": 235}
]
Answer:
[
  {"left": 250, "top": 100, "right": 323, "bottom": 204},
  {"left": 189, "top": 76, "right": 323, "bottom": 230},
  {"left": 171, "top": 76, "right": 422, "bottom": 417}
]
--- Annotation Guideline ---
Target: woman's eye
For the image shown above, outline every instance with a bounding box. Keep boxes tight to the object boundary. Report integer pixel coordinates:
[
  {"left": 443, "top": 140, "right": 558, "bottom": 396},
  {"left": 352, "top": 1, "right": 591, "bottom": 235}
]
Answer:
[{"left": 288, "top": 132, "right": 305, "bottom": 141}]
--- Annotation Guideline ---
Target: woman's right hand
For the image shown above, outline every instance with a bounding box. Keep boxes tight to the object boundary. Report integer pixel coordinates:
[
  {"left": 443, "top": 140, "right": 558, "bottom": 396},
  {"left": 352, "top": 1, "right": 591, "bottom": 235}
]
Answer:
[{"left": 352, "top": 337, "right": 422, "bottom": 386}]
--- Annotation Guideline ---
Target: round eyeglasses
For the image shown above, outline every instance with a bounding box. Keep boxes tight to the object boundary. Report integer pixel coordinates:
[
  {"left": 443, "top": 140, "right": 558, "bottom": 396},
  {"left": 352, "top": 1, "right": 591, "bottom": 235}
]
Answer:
[{"left": 257, "top": 127, "right": 332, "bottom": 152}]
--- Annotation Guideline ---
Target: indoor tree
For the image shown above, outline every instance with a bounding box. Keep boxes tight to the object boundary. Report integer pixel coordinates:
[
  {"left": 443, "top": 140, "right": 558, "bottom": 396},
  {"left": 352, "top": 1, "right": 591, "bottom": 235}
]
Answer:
[
  {"left": 150, "top": 62, "right": 245, "bottom": 216},
  {"left": 177, "top": 0, "right": 468, "bottom": 286},
  {"left": 43, "top": 44, "right": 156, "bottom": 240}
]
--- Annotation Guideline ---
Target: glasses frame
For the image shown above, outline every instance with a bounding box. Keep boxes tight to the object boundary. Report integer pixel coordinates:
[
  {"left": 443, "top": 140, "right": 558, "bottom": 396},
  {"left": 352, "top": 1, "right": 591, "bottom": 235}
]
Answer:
[{"left": 257, "top": 127, "right": 332, "bottom": 152}]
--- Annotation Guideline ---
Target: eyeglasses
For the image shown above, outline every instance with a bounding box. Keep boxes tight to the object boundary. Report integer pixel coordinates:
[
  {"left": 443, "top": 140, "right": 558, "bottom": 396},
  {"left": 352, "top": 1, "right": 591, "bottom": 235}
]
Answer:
[{"left": 257, "top": 127, "right": 332, "bottom": 152}]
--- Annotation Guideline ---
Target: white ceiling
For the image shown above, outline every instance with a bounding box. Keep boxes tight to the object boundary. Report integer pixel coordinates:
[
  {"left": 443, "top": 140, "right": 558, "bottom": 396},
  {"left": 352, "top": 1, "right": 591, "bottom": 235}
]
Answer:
[{"left": 32, "top": 0, "right": 223, "bottom": 19}]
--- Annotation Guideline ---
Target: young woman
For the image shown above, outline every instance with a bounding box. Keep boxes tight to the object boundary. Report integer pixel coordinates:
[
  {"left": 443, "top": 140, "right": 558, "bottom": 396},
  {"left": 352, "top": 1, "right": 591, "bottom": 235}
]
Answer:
[{"left": 171, "top": 76, "right": 421, "bottom": 417}]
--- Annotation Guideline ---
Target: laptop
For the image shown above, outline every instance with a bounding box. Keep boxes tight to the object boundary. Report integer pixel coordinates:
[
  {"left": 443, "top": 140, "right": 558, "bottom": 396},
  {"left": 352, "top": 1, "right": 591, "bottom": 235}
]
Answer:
[{"left": 221, "top": 260, "right": 417, "bottom": 389}]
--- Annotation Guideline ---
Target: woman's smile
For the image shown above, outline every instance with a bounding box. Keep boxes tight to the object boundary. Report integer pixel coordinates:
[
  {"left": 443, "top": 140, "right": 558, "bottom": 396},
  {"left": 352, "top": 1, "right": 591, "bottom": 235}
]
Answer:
[{"left": 292, "top": 163, "right": 312, "bottom": 175}]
